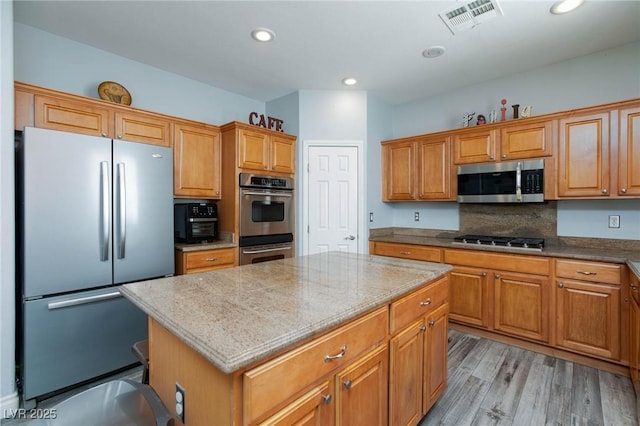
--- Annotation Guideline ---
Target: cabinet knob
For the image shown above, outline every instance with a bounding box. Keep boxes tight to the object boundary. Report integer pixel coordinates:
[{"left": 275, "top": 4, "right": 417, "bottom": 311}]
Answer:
[
  {"left": 216, "top": 191, "right": 220, "bottom": 195},
  {"left": 117, "top": 134, "right": 123, "bottom": 139},
  {"left": 101, "top": 132, "right": 107, "bottom": 137},
  {"left": 631, "top": 285, "right": 638, "bottom": 290},
  {"left": 558, "top": 282, "right": 564, "bottom": 288},
  {"left": 343, "top": 380, "right": 352, "bottom": 390},
  {"left": 420, "top": 298, "right": 432, "bottom": 307},
  {"left": 621, "top": 188, "right": 628, "bottom": 194},
  {"left": 602, "top": 188, "right": 608, "bottom": 194},
  {"left": 495, "top": 274, "right": 501, "bottom": 279},
  {"left": 322, "top": 394, "right": 332, "bottom": 404},
  {"left": 501, "top": 154, "right": 507, "bottom": 159},
  {"left": 419, "top": 325, "right": 427, "bottom": 332},
  {"left": 428, "top": 320, "right": 436, "bottom": 327},
  {"left": 489, "top": 155, "right": 495, "bottom": 160},
  {"left": 481, "top": 272, "right": 487, "bottom": 277}
]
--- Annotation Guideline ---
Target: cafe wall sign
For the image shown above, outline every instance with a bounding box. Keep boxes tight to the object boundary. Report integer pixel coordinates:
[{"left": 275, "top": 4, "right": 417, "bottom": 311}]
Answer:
[{"left": 249, "top": 112, "right": 284, "bottom": 132}]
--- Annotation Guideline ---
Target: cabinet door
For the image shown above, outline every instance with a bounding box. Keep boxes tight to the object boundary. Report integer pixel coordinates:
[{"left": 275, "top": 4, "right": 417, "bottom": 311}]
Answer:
[
  {"left": 176, "top": 248, "right": 236, "bottom": 275},
  {"left": 115, "top": 111, "right": 171, "bottom": 147},
  {"left": 452, "top": 128, "right": 497, "bottom": 164},
  {"left": 618, "top": 106, "right": 640, "bottom": 196},
  {"left": 500, "top": 119, "right": 554, "bottom": 160},
  {"left": 239, "top": 128, "right": 270, "bottom": 171},
  {"left": 271, "top": 135, "right": 295, "bottom": 174},
  {"left": 558, "top": 112, "right": 610, "bottom": 197},
  {"left": 389, "top": 320, "right": 424, "bottom": 426},
  {"left": 259, "top": 380, "right": 334, "bottom": 426},
  {"left": 34, "top": 94, "right": 113, "bottom": 138},
  {"left": 449, "top": 266, "right": 490, "bottom": 328},
  {"left": 335, "top": 345, "right": 388, "bottom": 426},
  {"left": 494, "top": 272, "right": 549, "bottom": 342},
  {"left": 556, "top": 279, "right": 620, "bottom": 360},
  {"left": 630, "top": 295, "right": 640, "bottom": 394},
  {"left": 416, "top": 136, "right": 453, "bottom": 200},
  {"left": 423, "top": 303, "right": 448, "bottom": 414},
  {"left": 173, "top": 123, "right": 221, "bottom": 198},
  {"left": 382, "top": 141, "right": 415, "bottom": 201}
]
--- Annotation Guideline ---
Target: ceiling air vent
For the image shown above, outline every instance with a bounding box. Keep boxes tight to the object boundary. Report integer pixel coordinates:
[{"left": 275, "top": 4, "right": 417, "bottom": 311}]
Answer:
[{"left": 439, "top": 0, "right": 504, "bottom": 35}]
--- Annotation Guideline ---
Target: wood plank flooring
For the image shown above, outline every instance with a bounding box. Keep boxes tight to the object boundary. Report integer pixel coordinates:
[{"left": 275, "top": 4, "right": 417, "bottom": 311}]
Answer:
[{"left": 420, "top": 329, "right": 638, "bottom": 426}]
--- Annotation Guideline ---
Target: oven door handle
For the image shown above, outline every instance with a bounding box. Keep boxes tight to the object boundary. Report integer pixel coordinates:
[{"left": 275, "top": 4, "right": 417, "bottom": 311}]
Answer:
[
  {"left": 242, "top": 246, "right": 293, "bottom": 254},
  {"left": 242, "top": 191, "right": 293, "bottom": 197}
]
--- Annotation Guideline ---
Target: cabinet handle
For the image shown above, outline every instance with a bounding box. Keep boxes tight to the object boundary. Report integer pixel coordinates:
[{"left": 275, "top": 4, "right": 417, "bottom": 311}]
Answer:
[
  {"left": 117, "top": 134, "right": 123, "bottom": 139},
  {"left": 420, "top": 298, "right": 432, "bottom": 307},
  {"left": 324, "top": 345, "right": 347, "bottom": 362},
  {"left": 621, "top": 188, "right": 628, "bottom": 194},
  {"left": 558, "top": 282, "right": 564, "bottom": 288},
  {"left": 602, "top": 188, "right": 608, "bottom": 194},
  {"left": 501, "top": 154, "right": 507, "bottom": 159},
  {"left": 343, "top": 380, "right": 352, "bottom": 390},
  {"left": 577, "top": 271, "right": 597, "bottom": 276},
  {"left": 631, "top": 285, "right": 638, "bottom": 290},
  {"left": 101, "top": 132, "right": 107, "bottom": 137},
  {"left": 481, "top": 272, "right": 487, "bottom": 277},
  {"left": 420, "top": 325, "right": 427, "bottom": 332},
  {"left": 322, "top": 394, "right": 332, "bottom": 404},
  {"left": 205, "top": 258, "right": 218, "bottom": 262},
  {"left": 495, "top": 274, "right": 501, "bottom": 279},
  {"left": 428, "top": 320, "right": 436, "bottom": 327},
  {"left": 400, "top": 251, "right": 411, "bottom": 255}
]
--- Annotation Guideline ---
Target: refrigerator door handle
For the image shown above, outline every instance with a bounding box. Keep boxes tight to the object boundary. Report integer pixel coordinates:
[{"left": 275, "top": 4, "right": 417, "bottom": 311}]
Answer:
[
  {"left": 47, "top": 291, "right": 122, "bottom": 310},
  {"left": 116, "top": 162, "right": 126, "bottom": 259},
  {"left": 100, "top": 161, "right": 110, "bottom": 261}
]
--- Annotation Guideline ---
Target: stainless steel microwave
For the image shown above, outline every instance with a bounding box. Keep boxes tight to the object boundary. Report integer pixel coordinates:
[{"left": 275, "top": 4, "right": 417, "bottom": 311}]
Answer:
[{"left": 457, "top": 159, "right": 544, "bottom": 203}]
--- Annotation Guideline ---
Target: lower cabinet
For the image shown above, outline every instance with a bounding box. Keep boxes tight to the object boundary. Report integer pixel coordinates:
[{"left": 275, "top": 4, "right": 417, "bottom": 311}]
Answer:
[
  {"left": 259, "top": 380, "right": 333, "bottom": 426},
  {"left": 175, "top": 247, "right": 236, "bottom": 274},
  {"left": 630, "top": 271, "right": 640, "bottom": 397},
  {"left": 448, "top": 266, "right": 490, "bottom": 329},
  {"left": 389, "top": 277, "right": 449, "bottom": 426}
]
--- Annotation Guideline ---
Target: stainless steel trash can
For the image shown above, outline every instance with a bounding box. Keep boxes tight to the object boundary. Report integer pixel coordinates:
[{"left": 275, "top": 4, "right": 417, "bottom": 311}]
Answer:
[{"left": 24, "top": 379, "right": 174, "bottom": 426}]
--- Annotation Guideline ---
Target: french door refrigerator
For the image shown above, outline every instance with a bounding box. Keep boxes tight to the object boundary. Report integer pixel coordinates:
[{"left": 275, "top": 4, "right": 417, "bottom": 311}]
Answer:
[{"left": 17, "top": 127, "right": 174, "bottom": 403}]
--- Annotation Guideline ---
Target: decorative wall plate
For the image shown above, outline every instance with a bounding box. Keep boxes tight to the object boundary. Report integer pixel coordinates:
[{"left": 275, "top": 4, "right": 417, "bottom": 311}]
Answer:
[{"left": 98, "top": 81, "right": 132, "bottom": 105}]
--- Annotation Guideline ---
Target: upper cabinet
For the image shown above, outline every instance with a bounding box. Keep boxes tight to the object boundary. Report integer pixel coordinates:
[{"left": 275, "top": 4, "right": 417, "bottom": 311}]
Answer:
[
  {"left": 453, "top": 119, "right": 554, "bottom": 165},
  {"left": 173, "top": 122, "right": 222, "bottom": 199},
  {"left": 618, "top": 106, "right": 640, "bottom": 196},
  {"left": 382, "top": 135, "right": 454, "bottom": 201},
  {"left": 237, "top": 126, "right": 295, "bottom": 174}
]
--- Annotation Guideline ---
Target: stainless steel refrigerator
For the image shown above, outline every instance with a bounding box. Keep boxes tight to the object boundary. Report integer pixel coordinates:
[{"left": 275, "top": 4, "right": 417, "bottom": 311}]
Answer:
[{"left": 18, "top": 127, "right": 174, "bottom": 403}]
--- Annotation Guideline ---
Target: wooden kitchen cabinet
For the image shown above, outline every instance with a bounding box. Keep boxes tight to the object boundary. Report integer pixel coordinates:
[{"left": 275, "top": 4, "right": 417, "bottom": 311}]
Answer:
[
  {"left": 557, "top": 110, "right": 611, "bottom": 197},
  {"left": 629, "top": 271, "right": 640, "bottom": 394},
  {"left": 175, "top": 247, "right": 236, "bottom": 274},
  {"left": 452, "top": 127, "right": 497, "bottom": 164},
  {"left": 381, "top": 135, "right": 454, "bottom": 201},
  {"left": 618, "top": 106, "right": 640, "bottom": 196},
  {"left": 238, "top": 126, "right": 295, "bottom": 174},
  {"left": 389, "top": 276, "right": 449, "bottom": 426},
  {"left": 173, "top": 122, "right": 222, "bottom": 198},
  {"left": 447, "top": 265, "right": 490, "bottom": 329},
  {"left": 259, "top": 380, "right": 334, "bottom": 426},
  {"left": 500, "top": 119, "right": 554, "bottom": 161},
  {"left": 555, "top": 259, "right": 622, "bottom": 360},
  {"left": 114, "top": 110, "right": 171, "bottom": 147}
]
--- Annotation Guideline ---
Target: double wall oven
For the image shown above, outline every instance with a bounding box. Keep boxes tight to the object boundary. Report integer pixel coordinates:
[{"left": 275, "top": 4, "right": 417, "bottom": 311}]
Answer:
[{"left": 239, "top": 173, "right": 294, "bottom": 265}]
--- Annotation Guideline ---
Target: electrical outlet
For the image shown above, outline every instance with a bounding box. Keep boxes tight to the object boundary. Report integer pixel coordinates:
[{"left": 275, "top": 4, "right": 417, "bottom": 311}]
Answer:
[
  {"left": 608, "top": 215, "right": 620, "bottom": 228},
  {"left": 176, "top": 383, "right": 185, "bottom": 423},
  {"left": 414, "top": 212, "right": 420, "bottom": 221},
  {"left": 369, "top": 212, "right": 374, "bottom": 222}
]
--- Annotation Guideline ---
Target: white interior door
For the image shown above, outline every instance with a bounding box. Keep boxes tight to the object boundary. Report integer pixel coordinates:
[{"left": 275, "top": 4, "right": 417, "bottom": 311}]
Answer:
[{"left": 306, "top": 144, "right": 360, "bottom": 254}]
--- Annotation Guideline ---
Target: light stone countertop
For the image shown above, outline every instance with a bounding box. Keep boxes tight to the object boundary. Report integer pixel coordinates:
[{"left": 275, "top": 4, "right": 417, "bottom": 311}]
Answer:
[
  {"left": 121, "top": 251, "right": 452, "bottom": 374},
  {"left": 629, "top": 261, "right": 640, "bottom": 278}
]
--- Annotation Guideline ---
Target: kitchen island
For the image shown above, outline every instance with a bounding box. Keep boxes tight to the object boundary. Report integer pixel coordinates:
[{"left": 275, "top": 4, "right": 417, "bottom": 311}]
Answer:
[{"left": 121, "top": 251, "right": 452, "bottom": 426}]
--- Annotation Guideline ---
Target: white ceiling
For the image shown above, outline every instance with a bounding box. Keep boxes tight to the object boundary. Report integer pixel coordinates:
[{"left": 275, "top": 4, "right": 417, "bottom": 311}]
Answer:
[{"left": 13, "top": 0, "right": 640, "bottom": 105}]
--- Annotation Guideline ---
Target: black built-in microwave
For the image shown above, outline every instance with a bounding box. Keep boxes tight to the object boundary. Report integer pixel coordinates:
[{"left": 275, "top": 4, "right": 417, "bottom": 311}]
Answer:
[{"left": 174, "top": 203, "right": 219, "bottom": 243}]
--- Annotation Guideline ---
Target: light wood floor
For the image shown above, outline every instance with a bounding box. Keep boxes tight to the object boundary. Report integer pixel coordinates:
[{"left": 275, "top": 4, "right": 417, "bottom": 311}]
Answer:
[{"left": 420, "top": 329, "right": 638, "bottom": 426}]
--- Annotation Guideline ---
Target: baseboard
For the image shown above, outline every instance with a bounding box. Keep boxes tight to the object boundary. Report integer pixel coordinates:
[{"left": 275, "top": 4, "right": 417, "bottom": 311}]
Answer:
[{"left": 0, "top": 390, "right": 19, "bottom": 418}]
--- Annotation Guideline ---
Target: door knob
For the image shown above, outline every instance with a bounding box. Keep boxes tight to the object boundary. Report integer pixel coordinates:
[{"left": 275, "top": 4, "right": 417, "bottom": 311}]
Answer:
[{"left": 344, "top": 235, "right": 356, "bottom": 240}]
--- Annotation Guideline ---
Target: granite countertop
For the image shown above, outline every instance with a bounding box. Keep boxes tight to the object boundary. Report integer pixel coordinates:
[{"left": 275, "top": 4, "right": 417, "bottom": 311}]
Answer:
[{"left": 121, "top": 251, "right": 452, "bottom": 374}]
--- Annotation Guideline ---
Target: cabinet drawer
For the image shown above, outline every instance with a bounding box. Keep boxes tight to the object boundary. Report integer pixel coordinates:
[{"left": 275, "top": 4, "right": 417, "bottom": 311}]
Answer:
[
  {"left": 184, "top": 248, "right": 235, "bottom": 272},
  {"left": 555, "top": 259, "right": 622, "bottom": 285},
  {"left": 389, "top": 276, "right": 448, "bottom": 335},
  {"left": 243, "top": 307, "right": 388, "bottom": 424},
  {"left": 372, "top": 242, "right": 442, "bottom": 263},
  {"left": 444, "top": 249, "right": 550, "bottom": 276}
]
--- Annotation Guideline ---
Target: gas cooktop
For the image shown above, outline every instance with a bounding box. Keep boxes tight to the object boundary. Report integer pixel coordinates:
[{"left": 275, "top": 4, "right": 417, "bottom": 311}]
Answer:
[{"left": 453, "top": 234, "right": 545, "bottom": 251}]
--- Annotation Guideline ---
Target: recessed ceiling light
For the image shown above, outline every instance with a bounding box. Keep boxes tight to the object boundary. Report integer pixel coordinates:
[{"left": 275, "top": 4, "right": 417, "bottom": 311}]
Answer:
[
  {"left": 550, "top": 0, "right": 585, "bottom": 15},
  {"left": 422, "top": 46, "right": 446, "bottom": 58},
  {"left": 342, "top": 77, "right": 358, "bottom": 86},
  {"left": 251, "top": 28, "right": 276, "bottom": 42}
]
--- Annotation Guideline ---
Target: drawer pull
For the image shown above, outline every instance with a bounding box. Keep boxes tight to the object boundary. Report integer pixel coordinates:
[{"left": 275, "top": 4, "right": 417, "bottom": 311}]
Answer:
[
  {"left": 420, "top": 298, "right": 432, "bottom": 307},
  {"left": 205, "top": 258, "right": 218, "bottom": 262},
  {"left": 322, "top": 394, "right": 332, "bottom": 404},
  {"left": 577, "top": 271, "right": 597, "bottom": 276},
  {"left": 324, "top": 345, "right": 347, "bottom": 362},
  {"left": 400, "top": 251, "right": 411, "bottom": 255},
  {"left": 343, "top": 380, "right": 352, "bottom": 390}
]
